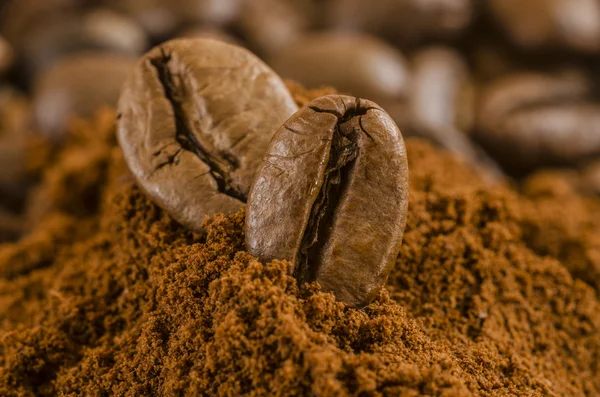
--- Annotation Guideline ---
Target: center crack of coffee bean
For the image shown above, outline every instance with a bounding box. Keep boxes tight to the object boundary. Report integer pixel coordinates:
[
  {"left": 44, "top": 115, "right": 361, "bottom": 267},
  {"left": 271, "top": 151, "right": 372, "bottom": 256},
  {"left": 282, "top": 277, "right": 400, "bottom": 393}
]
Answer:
[
  {"left": 295, "top": 103, "right": 374, "bottom": 283},
  {"left": 150, "top": 51, "right": 246, "bottom": 202}
]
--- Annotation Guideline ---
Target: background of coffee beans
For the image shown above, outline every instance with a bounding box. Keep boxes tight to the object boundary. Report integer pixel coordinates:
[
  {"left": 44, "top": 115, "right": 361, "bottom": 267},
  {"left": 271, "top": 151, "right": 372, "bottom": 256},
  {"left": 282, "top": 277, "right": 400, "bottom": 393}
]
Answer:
[{"left": 2, "top": 0, "right": 600, "bottom": 241}]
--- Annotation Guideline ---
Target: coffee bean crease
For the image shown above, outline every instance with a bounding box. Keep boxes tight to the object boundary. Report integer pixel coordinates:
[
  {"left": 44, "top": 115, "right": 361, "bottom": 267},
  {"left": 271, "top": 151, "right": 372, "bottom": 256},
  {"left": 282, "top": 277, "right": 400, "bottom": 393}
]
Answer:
[{"left": 149, "top": 49, "right": 245, "bottom": 202}]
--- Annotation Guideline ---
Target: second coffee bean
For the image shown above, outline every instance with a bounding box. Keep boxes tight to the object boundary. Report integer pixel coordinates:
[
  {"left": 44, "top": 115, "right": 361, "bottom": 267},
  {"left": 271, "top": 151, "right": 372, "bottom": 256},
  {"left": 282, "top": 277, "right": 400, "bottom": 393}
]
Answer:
[{"left": 245, "top": 94, "right": 409, "bottom": 308}]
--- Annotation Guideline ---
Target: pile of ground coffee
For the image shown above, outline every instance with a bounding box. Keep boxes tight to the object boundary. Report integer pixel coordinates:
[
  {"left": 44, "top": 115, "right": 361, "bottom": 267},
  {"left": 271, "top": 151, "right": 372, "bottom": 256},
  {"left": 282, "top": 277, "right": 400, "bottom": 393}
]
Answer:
[{"left": 1, "top": 86, "right": 599, "bottom": 396}]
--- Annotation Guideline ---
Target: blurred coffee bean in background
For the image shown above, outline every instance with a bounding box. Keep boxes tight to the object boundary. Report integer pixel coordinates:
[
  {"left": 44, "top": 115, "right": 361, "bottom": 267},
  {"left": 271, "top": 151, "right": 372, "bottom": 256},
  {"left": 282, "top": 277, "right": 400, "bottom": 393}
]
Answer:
[
  {"left": 32, "top": 53, "right": 137, "bottom": 141},
  {"left": 0, "top": 0, "right": 76, "bottom": 42},
  {"left": 105, "top": 0, "right": 180, "bottom": 40},
  {"left": 6, "top": 10, "right": 145, "bottom": 85},
  {"left": 106, "top": 0, "right": 239, "bottom": 41},
  {"left": 270, "top": 32, "right": 411, "bottom": 104},
  {"left": 409, "top": 46, "right": 473, "bottom": 134},
  {"left": 489, "top": 0, "right": 600, "bottom": 52},
  {"left": 328, "top": 0, "right": 473, "bottom": 45},
  {"left": 475, "top": 71, "right": 600, "bottom": 175},
  {"left": 238, "top": 0, "right": 307, "bottom": 55}
]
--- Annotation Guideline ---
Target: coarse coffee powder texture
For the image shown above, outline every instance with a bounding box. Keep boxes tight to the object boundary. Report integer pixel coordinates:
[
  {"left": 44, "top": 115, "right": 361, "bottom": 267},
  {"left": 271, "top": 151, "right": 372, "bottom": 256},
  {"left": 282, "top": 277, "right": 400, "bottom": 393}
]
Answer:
[{"left": 1, "top": 84, "right": 600, "bottom": 396}]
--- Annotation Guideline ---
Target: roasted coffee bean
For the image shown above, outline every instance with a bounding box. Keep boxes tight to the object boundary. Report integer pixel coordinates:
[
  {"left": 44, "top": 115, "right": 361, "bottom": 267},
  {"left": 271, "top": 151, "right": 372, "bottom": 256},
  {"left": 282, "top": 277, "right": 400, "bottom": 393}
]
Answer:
[
  {"left": 106, "top": 0, "right": 180, "bottom": 40},
  {"left": 13, "top": 9, "right": 148, "bottom": 79},
  {"left": 33, "top": 53, "right": 137, "bottom": 141},
  {"left": 409, "top": 46, "right": 473, "bottom": 133},
  {"left": 238, "top": 0, "right": 306, "bottom": 54},
  {"left": 398, "top": 47, "right": 503, "bottom": 182},
  {"left": 475, "top": 71, "right": 599, "bottom": 174},
  {"left": 245, "top": 94, "right": 409, "bottom": 308},
  {"left": 495, "top": 103, "right": 600, "bottom": 161},
  {"left": 328, "top": 0, "right": 472, "bottom": 44},
  {"left": 117, "top": 38, "right": 298, "bottom": 233},
  {"left": 108, "top": 0, "right": 240, "bottom": 40},
  {"left": 269, "top": 33, "right": 410, "bottom": 103},
  {"left": 489, "top": 0, "right": 600, "bottom": 52},
  {"left": 1, "top": 0, "right": 76, "bottom": 42},
  {"left": 478, "top": 71, "right": 590, "bottom": 127}
]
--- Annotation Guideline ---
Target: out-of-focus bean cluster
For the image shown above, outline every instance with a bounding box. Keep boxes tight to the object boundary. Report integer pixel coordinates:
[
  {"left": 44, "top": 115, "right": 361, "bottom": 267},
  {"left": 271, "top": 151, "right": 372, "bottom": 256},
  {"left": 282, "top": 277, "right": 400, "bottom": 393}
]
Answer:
[{"left": 1, "top": 0, "right": 600, "bottom": 241}]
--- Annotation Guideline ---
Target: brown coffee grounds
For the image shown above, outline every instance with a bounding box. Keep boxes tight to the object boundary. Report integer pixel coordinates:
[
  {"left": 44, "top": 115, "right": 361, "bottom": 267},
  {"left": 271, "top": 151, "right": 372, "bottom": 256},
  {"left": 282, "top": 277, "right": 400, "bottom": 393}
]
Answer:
[
  {"left": 1, "top": 85, "right": 599, "bottom": 396},
  {"left": 518, "top": 170, "right": 600, "bottom": 292}
]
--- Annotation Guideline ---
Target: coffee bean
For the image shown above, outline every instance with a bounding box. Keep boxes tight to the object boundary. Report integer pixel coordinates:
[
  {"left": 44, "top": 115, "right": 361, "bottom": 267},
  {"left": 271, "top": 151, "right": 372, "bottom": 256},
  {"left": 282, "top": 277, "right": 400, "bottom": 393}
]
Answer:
[
  {"left": 238, "top": 0, "right": 306, "bottom": 54},
  {"left": 245, "top": 94, "right": 409, "bottom": 307},
  {"left": 1, "top": 0, "right": 76, "bottom": 43},
  {"left": 117, "top": 38, "right": 298, "bottom": 233},
  {"left": 106, "top": 0, "right": 180, "bottom": 40},
  {"left": 107, "top": 0, "right": 240, "bottom": 41},
  {"left": 475, "top": 71, "right": 598, "bottom": 174},
  {"left": 391, "top": 47, "right": 503, "bottom": 182},
  {"left": 496, "top": 103, "right": 600, "bottom": 160},
  {"left": 33, "top": 53, "right": 137, "bottom": 141},
  {"left": 478, "top": 71, "right": 589, "bottom": 128},
  {"left": 489, "top": 0, "right": 600, "bottom": 52},
  {"left": 13, "top": 9, "right": 148, "bottom": 79},
  {"left": 269, "top": 32, "right": 411, "bottom": 104},
  {"left": 327, "top": 0, "right": 472, "bottom": 44},
  {"left": 409, "top": 46, "right": 473, "bottom": 133}
]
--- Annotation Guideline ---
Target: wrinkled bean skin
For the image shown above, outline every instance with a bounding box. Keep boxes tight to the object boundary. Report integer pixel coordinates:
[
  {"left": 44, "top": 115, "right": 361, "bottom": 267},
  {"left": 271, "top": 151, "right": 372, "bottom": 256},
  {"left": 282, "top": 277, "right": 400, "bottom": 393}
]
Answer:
[
  {"left": 117, "top": 38, "right": 298, "bottom": 233},
  {"left": 245, "top": 94, "right": 409, "bottom": 308}
]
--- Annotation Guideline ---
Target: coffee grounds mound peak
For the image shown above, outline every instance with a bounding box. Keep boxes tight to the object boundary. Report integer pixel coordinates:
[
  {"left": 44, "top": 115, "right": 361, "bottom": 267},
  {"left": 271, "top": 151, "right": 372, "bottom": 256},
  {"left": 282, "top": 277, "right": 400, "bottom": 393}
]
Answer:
[{"left": 1, "top": 86, "right": 599, "bottom": 396}]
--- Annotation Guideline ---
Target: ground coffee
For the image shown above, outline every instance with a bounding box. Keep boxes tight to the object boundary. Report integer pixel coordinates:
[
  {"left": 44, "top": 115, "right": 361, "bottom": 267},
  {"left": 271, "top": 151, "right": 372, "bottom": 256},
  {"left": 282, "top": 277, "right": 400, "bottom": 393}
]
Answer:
[{"left": 0, "top": 85, "right": 599, "bottom": 396}]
